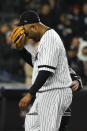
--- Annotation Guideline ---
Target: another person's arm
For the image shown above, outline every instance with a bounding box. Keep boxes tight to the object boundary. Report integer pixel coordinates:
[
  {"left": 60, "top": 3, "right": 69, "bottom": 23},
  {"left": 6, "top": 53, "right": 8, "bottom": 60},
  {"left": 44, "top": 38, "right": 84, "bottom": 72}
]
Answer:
[{"left": 69, "top": 67, "right": 83, "bottom": 91}]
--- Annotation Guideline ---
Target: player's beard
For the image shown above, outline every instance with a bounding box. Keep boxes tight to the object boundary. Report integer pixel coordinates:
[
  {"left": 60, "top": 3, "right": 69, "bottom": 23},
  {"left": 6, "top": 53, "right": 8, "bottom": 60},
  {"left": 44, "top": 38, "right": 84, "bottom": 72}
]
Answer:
[{"left": 30, "top": 32, "right": 40, "bottom": 42}]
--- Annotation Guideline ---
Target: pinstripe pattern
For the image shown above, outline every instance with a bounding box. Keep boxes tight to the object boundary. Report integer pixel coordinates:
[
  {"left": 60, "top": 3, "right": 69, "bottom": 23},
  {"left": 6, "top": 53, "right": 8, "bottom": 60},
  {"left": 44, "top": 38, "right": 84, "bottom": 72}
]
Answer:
[
  {"left": 25, "top": 29, "right": 72, "bottom": 131},
  {"left": 25, "top": 88, "right": 72, "bottom": 131},
  {"left": 32, "top": 29, "right": 72, "bottom": 91}
]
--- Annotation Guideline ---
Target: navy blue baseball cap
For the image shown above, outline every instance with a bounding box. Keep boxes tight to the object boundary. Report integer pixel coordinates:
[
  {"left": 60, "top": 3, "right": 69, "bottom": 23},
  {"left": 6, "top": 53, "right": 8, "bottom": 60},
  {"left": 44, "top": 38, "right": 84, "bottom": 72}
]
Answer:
[{"left": 16, "top": 10, "right": 40, "bottom": 26}]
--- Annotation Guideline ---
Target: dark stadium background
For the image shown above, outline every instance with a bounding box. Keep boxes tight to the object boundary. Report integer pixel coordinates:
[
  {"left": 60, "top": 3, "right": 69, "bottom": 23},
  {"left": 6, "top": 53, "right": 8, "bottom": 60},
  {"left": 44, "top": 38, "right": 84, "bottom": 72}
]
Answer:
[{"left": 0, "top": 0, "right": 87, "bottom": 131}]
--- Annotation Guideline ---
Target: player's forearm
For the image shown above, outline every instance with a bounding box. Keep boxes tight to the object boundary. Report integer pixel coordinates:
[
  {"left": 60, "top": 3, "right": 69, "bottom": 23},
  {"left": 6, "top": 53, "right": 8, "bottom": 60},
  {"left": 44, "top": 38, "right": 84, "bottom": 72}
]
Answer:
[
  {"left": 28, "top": 70, "right": 53, "bottom": 96},
  {"left": 19, "top": 48, "right": 33, "bottom": 67}
]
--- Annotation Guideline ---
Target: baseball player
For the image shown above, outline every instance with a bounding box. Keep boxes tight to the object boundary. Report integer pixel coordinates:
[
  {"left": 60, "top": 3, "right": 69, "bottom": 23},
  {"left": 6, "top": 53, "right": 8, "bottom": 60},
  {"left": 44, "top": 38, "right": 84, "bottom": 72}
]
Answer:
[
  {"left": 17, "top": 43, "right": 82, "bottom": 131},
  {"left": 19, "top": 45, "right": 83, "bottom": 131},
  {"left": 11, "top": 10, "right": 72, "bottom": 131}
]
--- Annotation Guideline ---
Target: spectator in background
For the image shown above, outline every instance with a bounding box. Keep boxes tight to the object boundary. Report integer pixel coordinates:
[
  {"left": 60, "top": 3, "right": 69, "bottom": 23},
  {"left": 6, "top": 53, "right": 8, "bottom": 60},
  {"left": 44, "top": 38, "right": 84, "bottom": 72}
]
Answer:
[
  {"left": 48, "top": 0, "right": 57, "bottom": 26},
  {"left": 10, "top": 18, "right": 20, "bottom": 29},
  {"left": 5, "top": 19, "right": 20, "bottom": 44},
  {"left": 0, "top": 22, "right": 25, "bottom": 83},
  {"left": 78, "top": 40, "right": 87, "bottom": 61},
  {"left": 24, "top": 0, "right": 35, "bottom": 12},
  {"left": 56, "top": 14, "right": 75, "bottom": 50},
  {"left": 67, "top": 44, "right": 84, "bottom": 78},
  {"left": 49, "top": 0, "right": 56, "bottom": 10},
  {"left": 67, "top": 4, "right": 80, "bottom": 25},
  {"left": 40, "top": 4, "right": 55, "bottom": 28},
  {"left": 72, "top": 5, "right": 80, "bottom": 23},
  {"left": 77, "top": 40, "right": 87, "bottom": 85},
  {"left": 64, "top": 16, "right": 76, "bottom": 50},
  {"left": 19, "top": 0, "right": 42, "bottom": 14},
  {"left": 71, "top": 37, "right": 80, "bottom": 48},
  {"left": 67, "top": 4, "right": 80, "bottom": 35},
  {"left": 55, "top": 13, "right": 65, "bottom": 40},
  {"left": 0, "top": 23, "right": 10, "bottom": 82},
  {"left": 0, "top": 24, "right": 9, "bottom": 34},
  {"left": 79, "top": 3, "right": 87, "bottom": 40}
]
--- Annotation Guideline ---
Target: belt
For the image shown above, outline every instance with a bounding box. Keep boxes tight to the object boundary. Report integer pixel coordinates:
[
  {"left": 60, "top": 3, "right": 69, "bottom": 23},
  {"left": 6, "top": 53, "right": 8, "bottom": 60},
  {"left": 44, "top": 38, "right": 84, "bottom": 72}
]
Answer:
[{"left": 37, "top": 87, "right": 70, "bottom": 93}]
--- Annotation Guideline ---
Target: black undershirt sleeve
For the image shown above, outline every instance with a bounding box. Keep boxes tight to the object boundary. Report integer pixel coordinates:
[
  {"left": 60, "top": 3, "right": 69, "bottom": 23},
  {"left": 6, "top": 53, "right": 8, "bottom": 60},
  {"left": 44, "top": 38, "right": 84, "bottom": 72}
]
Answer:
[
  {"left": 28, "top": 70, "right": 53, "bottom": 96},
  {"left": 19, "top": 48, "right": 33, "bottom": 67},
  {"left": 70, "top": 73, "right": 83, "bottom": 91}
]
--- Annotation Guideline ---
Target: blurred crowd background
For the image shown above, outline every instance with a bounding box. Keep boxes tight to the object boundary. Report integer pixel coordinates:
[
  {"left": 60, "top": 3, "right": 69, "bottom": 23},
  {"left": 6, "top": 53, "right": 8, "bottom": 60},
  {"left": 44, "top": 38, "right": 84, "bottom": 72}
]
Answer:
[{"left": 0, "top": 0, "right": 87, "bottom": 85}]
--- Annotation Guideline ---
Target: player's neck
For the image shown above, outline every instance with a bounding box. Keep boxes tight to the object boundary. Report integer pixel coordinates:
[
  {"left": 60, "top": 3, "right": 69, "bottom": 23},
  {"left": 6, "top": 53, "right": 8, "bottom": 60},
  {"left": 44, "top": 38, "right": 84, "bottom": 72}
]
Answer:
[{"left": 39, "top": 23, "right": 49, "bottom": 38}]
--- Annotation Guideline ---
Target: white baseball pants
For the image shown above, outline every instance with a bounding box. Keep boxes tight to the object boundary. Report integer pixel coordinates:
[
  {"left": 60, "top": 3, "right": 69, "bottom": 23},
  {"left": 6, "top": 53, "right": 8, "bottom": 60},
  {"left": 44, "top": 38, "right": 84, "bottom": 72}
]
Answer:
[{"left": 25, "top": 88, "right": 72, "bottom": 131}]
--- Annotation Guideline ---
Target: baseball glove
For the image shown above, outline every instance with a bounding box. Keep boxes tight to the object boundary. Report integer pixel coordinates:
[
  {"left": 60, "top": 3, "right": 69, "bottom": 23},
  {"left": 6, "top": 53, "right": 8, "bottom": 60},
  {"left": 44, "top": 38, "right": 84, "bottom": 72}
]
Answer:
[{"left": 10, "top": 26, "right": 26, "bottom": 50}]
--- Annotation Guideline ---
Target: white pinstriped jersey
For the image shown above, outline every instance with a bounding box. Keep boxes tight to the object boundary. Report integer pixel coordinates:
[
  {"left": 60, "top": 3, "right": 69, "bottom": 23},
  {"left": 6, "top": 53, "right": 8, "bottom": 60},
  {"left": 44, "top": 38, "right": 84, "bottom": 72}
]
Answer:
[{"left": 32, "top": 29, "right": 72, "bottom": 91}]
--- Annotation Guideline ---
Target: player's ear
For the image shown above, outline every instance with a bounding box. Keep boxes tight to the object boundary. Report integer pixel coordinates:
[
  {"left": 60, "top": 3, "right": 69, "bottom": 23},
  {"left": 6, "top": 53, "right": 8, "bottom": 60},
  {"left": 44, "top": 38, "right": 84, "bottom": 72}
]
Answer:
[{"left": 30, "top": 24, "right": 37, "bottom": 32}]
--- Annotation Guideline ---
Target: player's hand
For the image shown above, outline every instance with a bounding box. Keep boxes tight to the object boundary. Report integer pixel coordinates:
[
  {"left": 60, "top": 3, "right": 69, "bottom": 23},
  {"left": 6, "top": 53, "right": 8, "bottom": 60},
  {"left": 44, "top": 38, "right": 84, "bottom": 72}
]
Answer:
[
  {"left": 71, "top": 81, "right": 79, "bottom": 91},
  {"left": 19, "top": 93, "right": 32, "bottom": 111}
]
